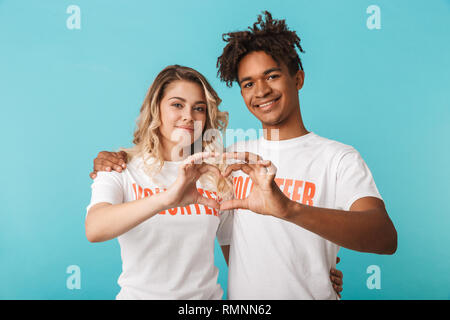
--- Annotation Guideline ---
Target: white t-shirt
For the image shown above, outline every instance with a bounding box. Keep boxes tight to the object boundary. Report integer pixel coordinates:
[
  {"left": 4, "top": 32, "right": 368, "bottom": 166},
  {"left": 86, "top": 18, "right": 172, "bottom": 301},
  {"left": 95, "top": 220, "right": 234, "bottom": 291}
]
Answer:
[
  {"left": 225, "top": 132, "right": 382, "bottom": 300},
  {"left": 86, "top": 156, "right": 232, "bottom": 300}
]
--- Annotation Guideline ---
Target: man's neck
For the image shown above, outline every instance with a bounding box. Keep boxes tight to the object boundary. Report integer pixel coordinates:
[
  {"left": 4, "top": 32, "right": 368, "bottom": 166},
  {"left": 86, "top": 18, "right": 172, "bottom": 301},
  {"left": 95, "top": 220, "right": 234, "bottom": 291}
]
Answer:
[{"left": 262, "top": 107, "right": 309, "bottom": 141}]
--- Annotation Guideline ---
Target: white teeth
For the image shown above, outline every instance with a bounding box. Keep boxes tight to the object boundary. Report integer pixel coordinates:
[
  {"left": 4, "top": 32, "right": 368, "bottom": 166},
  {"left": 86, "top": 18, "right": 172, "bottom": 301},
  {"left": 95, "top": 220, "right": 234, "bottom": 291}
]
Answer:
[{"left": 257, "top": 100, "right": 274, "bottom": 108}]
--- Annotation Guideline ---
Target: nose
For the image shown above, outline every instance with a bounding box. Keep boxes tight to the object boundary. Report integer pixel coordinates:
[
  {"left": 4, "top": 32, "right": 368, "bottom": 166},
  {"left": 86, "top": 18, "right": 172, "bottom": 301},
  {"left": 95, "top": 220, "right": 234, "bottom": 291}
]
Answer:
[
  {"left": 254, "top": 79, "right": 272, "bottom": 98},
  {"left": 181, "top": 105, "right": 194, "bottom": 122}
]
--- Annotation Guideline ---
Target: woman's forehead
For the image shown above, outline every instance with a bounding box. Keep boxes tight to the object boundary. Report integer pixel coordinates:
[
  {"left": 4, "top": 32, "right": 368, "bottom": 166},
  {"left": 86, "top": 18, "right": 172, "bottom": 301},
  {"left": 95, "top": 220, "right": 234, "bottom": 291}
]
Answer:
[{"left": 163, "top": 80, "right": 206, "bottom": 101}]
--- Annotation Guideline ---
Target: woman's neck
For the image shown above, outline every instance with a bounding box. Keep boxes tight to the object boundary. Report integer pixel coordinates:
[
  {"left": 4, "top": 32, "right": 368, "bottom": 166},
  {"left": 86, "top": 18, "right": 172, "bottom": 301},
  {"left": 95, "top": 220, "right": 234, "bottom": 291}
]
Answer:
[{"left": 161, "top": 141, "right": 192, "bottom": 162}]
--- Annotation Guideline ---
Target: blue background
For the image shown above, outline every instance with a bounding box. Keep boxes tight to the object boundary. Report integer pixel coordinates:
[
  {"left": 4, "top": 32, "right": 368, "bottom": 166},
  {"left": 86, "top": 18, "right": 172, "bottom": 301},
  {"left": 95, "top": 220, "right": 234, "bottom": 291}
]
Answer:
[{"left": 1, "top": 0, "right": 449, "bottom": 299}]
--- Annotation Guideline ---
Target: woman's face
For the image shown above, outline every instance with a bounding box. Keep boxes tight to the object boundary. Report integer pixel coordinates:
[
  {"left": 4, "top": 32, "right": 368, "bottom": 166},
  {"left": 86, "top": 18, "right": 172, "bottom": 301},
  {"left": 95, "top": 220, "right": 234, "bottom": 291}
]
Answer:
[{"left": 159, "top": 80, "right": 208, "bottom": 155}]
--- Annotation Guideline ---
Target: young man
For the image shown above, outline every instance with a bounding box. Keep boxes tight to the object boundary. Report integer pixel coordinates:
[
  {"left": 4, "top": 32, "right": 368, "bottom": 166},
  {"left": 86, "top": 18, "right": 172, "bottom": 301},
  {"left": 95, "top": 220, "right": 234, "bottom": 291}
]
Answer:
[{"left": 89, "top": 11, "right": 396, "bottom": 299}]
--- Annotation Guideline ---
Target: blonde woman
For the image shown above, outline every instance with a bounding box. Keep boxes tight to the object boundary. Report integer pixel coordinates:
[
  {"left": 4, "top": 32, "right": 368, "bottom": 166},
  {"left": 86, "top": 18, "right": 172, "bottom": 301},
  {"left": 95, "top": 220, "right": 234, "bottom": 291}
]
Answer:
[{"left": 86, "top": 65, "right": 233, "bottom": 299}]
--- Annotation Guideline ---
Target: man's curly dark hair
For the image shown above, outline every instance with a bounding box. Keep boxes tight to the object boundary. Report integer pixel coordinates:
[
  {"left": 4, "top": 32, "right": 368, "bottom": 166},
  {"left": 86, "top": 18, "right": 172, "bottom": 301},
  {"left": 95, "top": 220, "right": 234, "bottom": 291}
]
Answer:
[{"left": 217, "top": 11, "right": 305, "bottom": 87}]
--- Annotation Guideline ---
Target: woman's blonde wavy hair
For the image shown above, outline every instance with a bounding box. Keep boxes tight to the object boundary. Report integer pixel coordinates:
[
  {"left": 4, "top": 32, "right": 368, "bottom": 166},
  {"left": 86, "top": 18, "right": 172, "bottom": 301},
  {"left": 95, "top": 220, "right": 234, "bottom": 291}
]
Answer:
[{"left": 121, "top": 65, "right": 233, "bottom": 200}]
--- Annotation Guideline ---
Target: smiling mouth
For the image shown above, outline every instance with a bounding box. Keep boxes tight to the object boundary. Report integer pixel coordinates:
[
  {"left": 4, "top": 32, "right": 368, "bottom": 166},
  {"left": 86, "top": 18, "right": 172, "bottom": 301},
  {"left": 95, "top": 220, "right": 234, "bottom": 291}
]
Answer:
[
  {"left": 176, "top": 126, "right": 194, "bottom": 132},
  {"left": 254, "top": 96, "right": 281, "bottom": 109}
]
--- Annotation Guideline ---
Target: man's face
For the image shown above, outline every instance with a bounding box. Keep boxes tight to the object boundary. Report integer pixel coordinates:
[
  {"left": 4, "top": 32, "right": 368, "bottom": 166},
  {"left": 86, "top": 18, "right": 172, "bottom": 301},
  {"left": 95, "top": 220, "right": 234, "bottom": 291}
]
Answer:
[{"left": 237, "top": 51, "right": 304, "bottom": 127}]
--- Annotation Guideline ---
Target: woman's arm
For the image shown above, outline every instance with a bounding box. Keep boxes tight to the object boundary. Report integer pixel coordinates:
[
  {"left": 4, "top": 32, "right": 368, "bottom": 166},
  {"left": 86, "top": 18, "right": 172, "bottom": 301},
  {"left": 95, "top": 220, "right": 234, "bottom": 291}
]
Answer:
[
  {"left": 85, "top": 191, "right": 171, "bottom": 243},
  {"left": 86, "top": 152, "right": 221, "bottom": 243}
]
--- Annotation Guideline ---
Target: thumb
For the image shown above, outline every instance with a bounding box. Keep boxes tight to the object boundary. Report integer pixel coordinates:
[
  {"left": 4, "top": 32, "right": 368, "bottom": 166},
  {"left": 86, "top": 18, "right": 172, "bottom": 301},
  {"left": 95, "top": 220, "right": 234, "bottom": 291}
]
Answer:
[
  {"left": 197, "top": 196, "right": 220, "bottom": 210},
  {"left": 219, "top": 198, "right": 248, "bottom": 211}
]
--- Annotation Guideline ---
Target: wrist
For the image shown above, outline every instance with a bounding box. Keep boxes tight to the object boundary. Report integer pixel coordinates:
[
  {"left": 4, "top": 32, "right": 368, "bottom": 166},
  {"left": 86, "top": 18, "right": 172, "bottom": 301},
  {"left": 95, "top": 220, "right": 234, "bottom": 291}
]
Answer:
[
  {"left": 282, "top": 199, "right": 303, "bottom": 221},
  {"left": 158, "top": 187, "right": 177, "bottom": 210},
  {"left": 149, "top": 189, "right": 175, "bottom": 212}
]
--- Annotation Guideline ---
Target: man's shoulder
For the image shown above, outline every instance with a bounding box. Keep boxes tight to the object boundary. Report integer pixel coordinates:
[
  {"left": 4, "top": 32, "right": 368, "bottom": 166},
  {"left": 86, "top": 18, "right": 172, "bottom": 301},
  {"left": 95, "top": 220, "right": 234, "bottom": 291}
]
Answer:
[
  {"left": 225, "top": 133, "right": 359, "bottom": 158},
  {"left": 310, "top": 133, "right": 356, "bottom": 156}
]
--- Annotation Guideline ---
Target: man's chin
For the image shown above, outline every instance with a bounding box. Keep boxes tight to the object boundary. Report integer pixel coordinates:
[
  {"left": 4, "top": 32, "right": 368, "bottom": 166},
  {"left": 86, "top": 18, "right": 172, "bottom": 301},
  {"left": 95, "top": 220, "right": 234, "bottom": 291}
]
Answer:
[{"left": 257, "top": 113, "right": 286, "bottom": 128}]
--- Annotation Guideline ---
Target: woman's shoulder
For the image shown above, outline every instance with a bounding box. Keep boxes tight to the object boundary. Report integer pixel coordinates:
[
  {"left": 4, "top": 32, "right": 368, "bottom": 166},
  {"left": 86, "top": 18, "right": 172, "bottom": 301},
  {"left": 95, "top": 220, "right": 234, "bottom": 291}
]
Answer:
[
  {"left": 93, "top": 170, "right": 125, "bottom": 187},
  {"left": 93, "top": 156, "right": 143, "bottom": 183}
]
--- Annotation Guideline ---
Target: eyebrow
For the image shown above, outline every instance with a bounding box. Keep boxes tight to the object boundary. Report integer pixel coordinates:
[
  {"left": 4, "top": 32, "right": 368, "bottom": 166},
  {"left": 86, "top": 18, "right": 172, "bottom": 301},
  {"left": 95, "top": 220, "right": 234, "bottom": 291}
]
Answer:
[
  {"left": 168, "top": 97, "right": 207, "bottom": 104},
  {"left": 238, "top": 67, "right": 282, "bottom": 85}
]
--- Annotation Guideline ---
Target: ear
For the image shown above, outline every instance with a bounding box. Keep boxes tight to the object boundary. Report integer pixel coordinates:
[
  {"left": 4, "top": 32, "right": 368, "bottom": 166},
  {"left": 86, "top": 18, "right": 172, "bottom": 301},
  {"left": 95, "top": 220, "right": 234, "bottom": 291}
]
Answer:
[{"left": 295, "top": 70, "right": 305, "bottom": 91}]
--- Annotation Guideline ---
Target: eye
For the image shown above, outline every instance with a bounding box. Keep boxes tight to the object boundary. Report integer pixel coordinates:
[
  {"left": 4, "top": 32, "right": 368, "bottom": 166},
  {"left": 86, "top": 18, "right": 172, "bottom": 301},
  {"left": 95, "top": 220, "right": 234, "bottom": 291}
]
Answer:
[
  {"left": 268, "top": 74, "right": 280, "bottom": 80},
  {"left": 194, "top": 105, "right": 206, "bottom": 112},
  {"left": 243, "top": 82, "right": 253, "bottom": 89},
  {"left": 172, "top": 103, "right": 183, "bottom": 108}
]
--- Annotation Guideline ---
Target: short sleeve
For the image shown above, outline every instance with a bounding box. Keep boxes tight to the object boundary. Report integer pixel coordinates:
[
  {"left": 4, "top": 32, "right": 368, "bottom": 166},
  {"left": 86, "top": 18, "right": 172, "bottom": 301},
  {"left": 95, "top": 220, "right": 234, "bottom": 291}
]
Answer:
[
  {"left": 86, "top": 171, "right": 124, "bottom": 218},
  {"left": 335, "top": 148, "right": 382, "bottom": 211},
  {"left": 216, "top": 209, "right": 234, "bottom": 246}
]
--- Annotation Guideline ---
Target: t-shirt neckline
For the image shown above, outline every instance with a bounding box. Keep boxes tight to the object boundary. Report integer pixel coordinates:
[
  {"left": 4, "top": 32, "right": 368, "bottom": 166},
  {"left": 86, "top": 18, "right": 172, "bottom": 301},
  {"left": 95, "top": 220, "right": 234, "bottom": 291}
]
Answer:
[{"left": 259, "top": 131, "right": 316, "bottom": 149}]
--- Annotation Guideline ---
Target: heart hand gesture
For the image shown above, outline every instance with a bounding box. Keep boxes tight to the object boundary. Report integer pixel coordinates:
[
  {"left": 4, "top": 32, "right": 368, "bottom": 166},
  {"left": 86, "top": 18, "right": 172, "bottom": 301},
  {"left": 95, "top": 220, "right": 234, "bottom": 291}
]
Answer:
[{"left": 219, "top": 152, "right": 290, "bottom": 218}]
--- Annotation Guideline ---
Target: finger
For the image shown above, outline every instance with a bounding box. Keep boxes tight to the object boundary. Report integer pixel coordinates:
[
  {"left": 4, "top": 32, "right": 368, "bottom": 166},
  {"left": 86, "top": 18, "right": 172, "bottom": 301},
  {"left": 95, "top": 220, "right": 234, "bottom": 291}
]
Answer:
[
  {"left": 94, "top": 157, "right": 122, "bottom": 171},
  {"left": 184, "top": 152, "right": 216, "bottom": 165},
  {"left": 333, "top": 285, "right": 342, "bottom": 298},
  {"left": 330, "top": 267, "right": 343, "bottom": 279},
  {"left": 332, "top": 281, "right": 342, "bottom": 292},
  {"left": 223, "top": 163, "right": 252, "bottom": 177},
  {"left": 330, "top": 275, "right": 343, "bottom": 286},
  {"left": 96, "top": 151, "right": 124, "bottom": 165},
  {"left": 197, "top": 196, "right": 220, "bottom": 210},
  {"left": 186, "top": 152, "right": 206, "bottom": 164},
  {"left": 93, "top": 158, "right": 112, "bottom": 172},
  {"left": 199, "top": 152, "right": 221, "bottom": 165},
  {"left": 219, "top": 198, "right": 248, "bottom": 211},
  {"left": 330, "top": 271, "right": 343, "bottom": 285},
  {"left": 104, "top": 151, "right": 126, "bottom": 169},
  {"left": 116, "top": 151, "right": 128, "bottom": 168},
  {"left": 89, "top": 171, "right": 97, "bottom": 179},
  {"left": 333, "top": 283, "right": 343, "bottom": 293},
  {"left": 256, "top": 160, "right": 277, "bottom": 176},
  {"left": 94, "top": 158, "right": 123, "bottom": 173},
  {"left": 330, "top": 268, "right": 344, "bottom": 281},
  {"left": 222, "top": 152, "right": 263, "bottom": 165}
]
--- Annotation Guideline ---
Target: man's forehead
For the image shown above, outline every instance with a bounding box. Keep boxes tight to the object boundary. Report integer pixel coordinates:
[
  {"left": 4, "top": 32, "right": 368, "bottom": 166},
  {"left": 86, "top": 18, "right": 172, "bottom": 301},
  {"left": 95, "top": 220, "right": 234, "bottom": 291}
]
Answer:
[{"left": 237, "top": 52, "right": 283, "bottom": 82}]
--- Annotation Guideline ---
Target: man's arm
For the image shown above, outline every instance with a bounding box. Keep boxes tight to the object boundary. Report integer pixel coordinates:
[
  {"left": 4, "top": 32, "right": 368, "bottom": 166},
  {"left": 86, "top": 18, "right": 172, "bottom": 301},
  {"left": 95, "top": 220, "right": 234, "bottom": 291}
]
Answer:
[
  {"left": 221, "top": 245, "right": 230, "bottom": 265},
  {"left": 283, "top": 196, "right": 397, "bottom": 254},
  {"left": 219, "top": 152, "right": 397, "bottom": 255}
]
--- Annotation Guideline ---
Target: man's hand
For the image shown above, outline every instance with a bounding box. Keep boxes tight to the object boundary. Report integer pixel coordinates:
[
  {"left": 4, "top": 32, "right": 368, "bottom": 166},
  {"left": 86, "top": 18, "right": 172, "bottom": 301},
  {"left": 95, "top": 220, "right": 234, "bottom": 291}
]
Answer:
[
  {"left": 330, "top": 256, "right": 343, "bottom": 298},
  {"left": 90, "top": 151, "right": 128, "bottom": 179},
  {"left": 219, "top": 152, "right": 290, "bottom": 218}
]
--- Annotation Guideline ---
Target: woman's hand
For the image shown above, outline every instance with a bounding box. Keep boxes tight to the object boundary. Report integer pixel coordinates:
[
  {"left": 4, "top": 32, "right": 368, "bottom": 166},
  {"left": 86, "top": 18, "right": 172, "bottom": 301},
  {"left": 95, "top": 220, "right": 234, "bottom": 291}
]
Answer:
[{"left": 165, "top": 152, "right": 222, "bottom": 210}]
